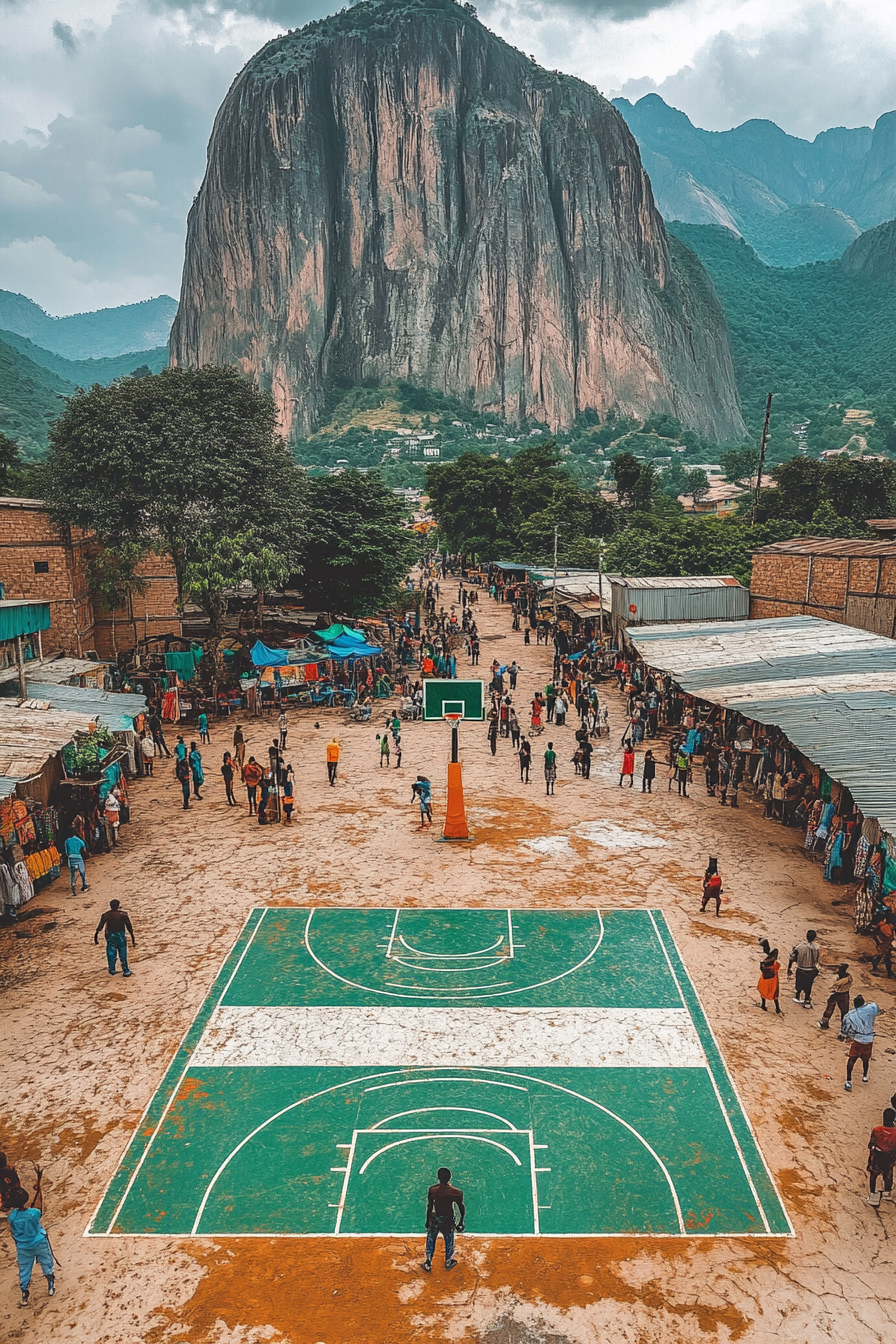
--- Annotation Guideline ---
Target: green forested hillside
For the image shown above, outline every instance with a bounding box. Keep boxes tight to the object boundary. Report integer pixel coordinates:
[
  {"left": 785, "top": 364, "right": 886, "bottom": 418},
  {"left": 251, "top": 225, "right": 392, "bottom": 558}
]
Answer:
[
  {"left": 669, "top": 222, "right": 896, "bottom": 459},
  {"left": 0, "top": 339, "right": 76, "bottom": 459},
  {"left": 0, "top": 330, "right": 168, "bottom": 386}
]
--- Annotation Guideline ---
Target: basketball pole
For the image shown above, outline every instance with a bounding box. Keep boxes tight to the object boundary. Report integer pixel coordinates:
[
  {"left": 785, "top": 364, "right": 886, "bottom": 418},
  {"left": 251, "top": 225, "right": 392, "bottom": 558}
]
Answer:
[{"left": 442, "top": 714, "right": 470, "bottom": 841}]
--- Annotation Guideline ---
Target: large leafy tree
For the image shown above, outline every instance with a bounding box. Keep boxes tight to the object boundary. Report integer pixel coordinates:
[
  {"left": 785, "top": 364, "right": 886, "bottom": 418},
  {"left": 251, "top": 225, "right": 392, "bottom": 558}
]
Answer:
[
  {"left": 300, "top": 471, "right": 416, "bottom": 616},
  {"left": 41, "top": 366, "right": 304, "bottom": 605}
]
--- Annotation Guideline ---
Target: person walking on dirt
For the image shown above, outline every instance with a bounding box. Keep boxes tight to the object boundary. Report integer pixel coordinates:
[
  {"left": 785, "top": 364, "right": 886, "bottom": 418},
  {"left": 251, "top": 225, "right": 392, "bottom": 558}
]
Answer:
[
  {"left": 221, "top": 752, "right": 237, "bottom": 806},
  {"left": 8, "top": 1171, "right": 54, "bottom": 1306},
  {"left": 866, "top": 1107, "right": 896, "bottom": 1206},
  {"left": 175, "top": 754, "right": 191, "bottom": 810},
  {"left": 412, "top": 776, "right": 433, "bottom": 829},
  {"left": 242, "top": 756, "right": 262, "bottom": 815},
  {"left": 198, "top": 711, "right": 210, "bottom": 744},
  {"left": 519, "top": 737, "right": 532, "bottom": 783},
  {"left": 641, "top": 750, "right": 656, "bottom": 794},
  {"left": 757, "top": 943, "right": 783, "bottom": 1014},
  {"left": 378, "top": 733, "right": 391, "bottom": 767},
  {"left": 544, "top": 742, "right": 557, "bottom": 796},
  {"left": 233, "top": 724, "right": 246, "bottom": 769},
  {"left": 278, "top": 710, "right": 288, "bottom": 751},
  {"left": 842, "top": 995, "right": 883, "bottom": 1090},
  {"left": 701, "top": 861, "right": 723, "bottom": 916},
  {"left": 94, "top": 899, "right": 136, "bottom": 977},
  {"left": 188, "top": 742, "right": 204, "bottom": 799},
  {"left": 818, "top": 964, "right": 852, "bottom": 1030},
  {"left": 487, "top": 714, "right": 499, "bottom": 756},
  {"left": 149, "top": 710, "right": 170, "bottom": 758},
  {"left": 788, "top": 930, "right": 820, "bottom": 1008},
  {"left": 327, "top": 738, "right": 340, "bottom": 786},
  {"left": 64, "top": 830, "right": 89, "bottom": 894},
  {"left": 422, "top": 1167, "right": 465, "bottom": 1273},
  {"left": 619, "top": 745, "right": 635, "bottom": 788}
]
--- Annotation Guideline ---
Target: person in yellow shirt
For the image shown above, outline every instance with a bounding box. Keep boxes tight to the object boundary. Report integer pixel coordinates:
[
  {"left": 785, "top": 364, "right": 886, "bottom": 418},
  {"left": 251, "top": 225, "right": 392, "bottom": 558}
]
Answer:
[{"left": 326, "top": 738, "right": 340, "bottom": 786}]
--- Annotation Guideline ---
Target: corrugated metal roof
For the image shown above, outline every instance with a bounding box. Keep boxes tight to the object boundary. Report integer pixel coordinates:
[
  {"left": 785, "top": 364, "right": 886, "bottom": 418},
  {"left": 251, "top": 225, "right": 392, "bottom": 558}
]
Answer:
[
  {"left": 609, "top": 576, "right": 743, "bottom": 590},
  {"left": 0, "top": 700, "right": 98, "bottom": 793},
  {"left": 630, "top": 616, "right": 896, "bottom": 831},
  {"left": 0, "top": 601, "right": 51, "bottom": 642},
  {"left": 35, "top": 657, "right": 112, "bottom": 686},
  {"left": 753, "top": 538, "right": 896, "bottom": 558},
  {"left": 22, "top": 682, "right": 146, "bottom": 733}
]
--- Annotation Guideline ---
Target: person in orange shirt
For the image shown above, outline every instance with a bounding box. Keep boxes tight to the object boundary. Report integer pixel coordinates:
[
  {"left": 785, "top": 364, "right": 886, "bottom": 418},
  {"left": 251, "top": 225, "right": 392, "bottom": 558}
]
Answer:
[
  {"left": 326, "top": 738, "right": 340, "bottom": 786},
  {"left": 241, "top": 757, "right": 263, "bottom": 815}
]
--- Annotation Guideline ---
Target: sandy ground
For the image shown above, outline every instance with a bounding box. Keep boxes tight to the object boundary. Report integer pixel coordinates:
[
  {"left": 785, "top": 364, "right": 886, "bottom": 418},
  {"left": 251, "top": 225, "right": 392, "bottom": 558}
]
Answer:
[{"left": 2, "top": 589, "right": 896, "bottom": 1344}]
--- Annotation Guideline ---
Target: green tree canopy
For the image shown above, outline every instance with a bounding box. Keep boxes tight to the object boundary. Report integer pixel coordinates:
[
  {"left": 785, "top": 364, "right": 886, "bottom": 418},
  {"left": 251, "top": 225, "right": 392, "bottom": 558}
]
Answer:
[
  {"left": 300, "top": 471, "right": 416, "bottom": 616},
  {"left": 40, "top": 366, "right": 305, "bottom": 605}
]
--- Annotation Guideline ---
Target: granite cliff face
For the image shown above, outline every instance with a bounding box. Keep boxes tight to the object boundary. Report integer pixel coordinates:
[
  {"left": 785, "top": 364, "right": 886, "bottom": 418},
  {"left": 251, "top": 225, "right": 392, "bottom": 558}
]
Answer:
[{"left": 170, "top": 0, "right": 745, "bottom": 441}]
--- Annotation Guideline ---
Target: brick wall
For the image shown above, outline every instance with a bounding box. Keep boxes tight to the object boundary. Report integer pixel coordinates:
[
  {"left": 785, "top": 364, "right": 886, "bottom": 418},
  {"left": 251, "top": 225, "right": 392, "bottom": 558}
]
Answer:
[
  {"left": 750, "top": 549, "right": 896, "bottom": 637},
  {"left": 0, "top": 498, "right": 181, "bottom": 656}
]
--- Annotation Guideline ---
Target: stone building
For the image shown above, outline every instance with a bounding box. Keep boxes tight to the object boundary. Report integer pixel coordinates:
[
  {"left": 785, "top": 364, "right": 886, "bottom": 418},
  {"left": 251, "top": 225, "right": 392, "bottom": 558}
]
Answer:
[
  {"left": 0, "top": 497, "right": 181, "bottom": 658},
  {"left": 750, "top": 536, "right": 896, "bottom": 638}
]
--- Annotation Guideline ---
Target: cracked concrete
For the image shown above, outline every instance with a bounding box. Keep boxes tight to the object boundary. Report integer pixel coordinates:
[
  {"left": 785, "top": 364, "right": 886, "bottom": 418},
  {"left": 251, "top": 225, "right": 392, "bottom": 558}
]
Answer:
[{"left": 1, "top": 587, "right": 895, "bottom": 1343}]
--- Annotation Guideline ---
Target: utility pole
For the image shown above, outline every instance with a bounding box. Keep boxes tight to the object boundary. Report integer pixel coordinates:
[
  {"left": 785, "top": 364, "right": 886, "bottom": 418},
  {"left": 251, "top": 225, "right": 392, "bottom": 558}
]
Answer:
[
  {"left": 552, "top": 522, "right": 558, "bottom": 630},
  {"left": 752, "top": 393, "right": 774, "bottom": 524},
  {"left": 597, "top": 537, "right": 605, "bottom": 647}
]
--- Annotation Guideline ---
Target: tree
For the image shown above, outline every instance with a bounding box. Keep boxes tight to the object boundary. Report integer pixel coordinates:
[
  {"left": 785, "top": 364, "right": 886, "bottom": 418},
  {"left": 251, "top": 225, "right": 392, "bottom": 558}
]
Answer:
[
  {"left": 719, "top": 447, "right": 759, "bottom": 486},
  {"left": 300, "top": 471, "right": 416, "bottom": 616},
  {"left": 42, "top": 366, "right": 305, "bottom": 606},
  {"left": 612, "top": 452, "right": 641, "bottom": 507},
  {"left": 632, "top": 461, "right": 658, "bottom": 512},
  {"left": 0, "top": 431, "right": 22, "bottom": 497},
  {"left": 86, "top": 543, "right": 148, "bottom": 653},
  {"left": 182, "top": 530, "right": 290, "bottom": 635},
  {"left": 683, "top": 468, "right": 710, "bottom": 504}
]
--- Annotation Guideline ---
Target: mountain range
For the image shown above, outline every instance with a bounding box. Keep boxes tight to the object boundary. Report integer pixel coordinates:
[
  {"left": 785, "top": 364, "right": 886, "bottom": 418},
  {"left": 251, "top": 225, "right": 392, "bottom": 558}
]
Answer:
[
  {"left": 0, "top": 291, "right": 177, "bottom": 361},
  {"left": 613, "top": 94, "right": 896, "bottom": 267}
]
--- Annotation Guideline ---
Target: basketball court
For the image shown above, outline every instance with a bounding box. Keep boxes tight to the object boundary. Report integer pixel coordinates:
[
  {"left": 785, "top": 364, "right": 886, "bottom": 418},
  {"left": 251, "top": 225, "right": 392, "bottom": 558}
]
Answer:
[{"left": 87, "top": 907, "right": 791, "bottom": 1240}]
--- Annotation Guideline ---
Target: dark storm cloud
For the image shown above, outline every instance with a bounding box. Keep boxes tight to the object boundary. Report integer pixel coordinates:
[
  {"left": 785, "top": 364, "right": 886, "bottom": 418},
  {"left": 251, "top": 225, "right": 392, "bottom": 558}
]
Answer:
[{"left": 52, "top": 20, "right": 80, "bottom": 55}]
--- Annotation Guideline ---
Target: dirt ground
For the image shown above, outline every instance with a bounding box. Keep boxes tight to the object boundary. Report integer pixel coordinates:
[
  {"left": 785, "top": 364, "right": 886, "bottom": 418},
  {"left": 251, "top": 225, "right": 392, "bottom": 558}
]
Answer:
[{"left": 2, "top": 588, "right": 895, "bottom": 1344}]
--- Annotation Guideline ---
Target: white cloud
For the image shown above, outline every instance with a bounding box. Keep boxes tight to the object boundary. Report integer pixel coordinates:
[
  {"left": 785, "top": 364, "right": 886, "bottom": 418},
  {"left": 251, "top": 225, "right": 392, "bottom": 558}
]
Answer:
[
  {"left": 1, "top": 0, "right": 896, "bottom": 313},
  {"left": 0, "top": 235, "right": 171, "bottom": 313}
]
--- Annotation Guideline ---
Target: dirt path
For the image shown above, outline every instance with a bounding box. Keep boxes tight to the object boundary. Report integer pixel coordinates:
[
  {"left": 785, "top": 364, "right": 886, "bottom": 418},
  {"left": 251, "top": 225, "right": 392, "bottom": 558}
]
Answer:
[{"left": 2, "top": 589, "right": 895, "bottom": 1344}]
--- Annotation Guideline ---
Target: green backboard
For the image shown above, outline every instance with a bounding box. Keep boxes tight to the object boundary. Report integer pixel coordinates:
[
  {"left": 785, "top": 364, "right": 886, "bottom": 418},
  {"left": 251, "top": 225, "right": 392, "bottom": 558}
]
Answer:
[{"left": 422, "top": 679, "right": 485, "bottom": 720}]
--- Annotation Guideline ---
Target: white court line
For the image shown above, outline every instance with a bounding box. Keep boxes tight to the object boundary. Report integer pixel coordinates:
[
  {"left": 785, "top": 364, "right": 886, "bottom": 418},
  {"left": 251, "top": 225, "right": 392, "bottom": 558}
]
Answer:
[
  {"left": 357, "top": 1134, "right": 524, "bottom": 1175},
  {"left": 383, "top": 980, "right": 513, "bottom": 991},
  {"left": 388, "top": 961, "right": 509, "bottom": 972},
  {"left": 528, "top": 1130, "right": 540, "bottom": 1235},
  {"left": 384, "top": 909, "right": 400, "bottom": 960},
  {"left": 397, "top": 934, "right": 507, "bottom": 959},
  {"left": 507, "top": 909, "right": 514, "bottom": 959},
  {"left": 303, "top": 907, "right": 605, "bottom": 1000},
  {"left": 649, "top": 911, "right": 793, "bottom": 1237},
  {"left": 94, "top": 906, "right": 268, "bottom": 1237},
  {"left": 364, "top": 1076, "right": 529, "bottom": 1094},
  {"left": 369, "top": 1107, "right": 518, "bottom": 1130}
]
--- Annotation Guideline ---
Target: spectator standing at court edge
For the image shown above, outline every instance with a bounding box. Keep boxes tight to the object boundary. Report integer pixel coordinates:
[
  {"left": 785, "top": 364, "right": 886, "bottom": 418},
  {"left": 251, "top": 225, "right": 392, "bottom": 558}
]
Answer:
[
  {"left": 233, "top": 724, "right": 246, "bottom": 769},
  {"left": 175, "top": 754, "right": 191, "bottom": 809},
  {"left": 94, "top": 899, "right": 136, "bottom": 977},
  {"left": 818, "top": 963, "right": 853, "bottom": 1030},
  {"left": 279, "top": 709, "right": 288, "bottom": 751},
  {"left": 641, "top": 750, "right": 656, "bottom": 794},
  {"left": 242, "top": 756, "right": 262, "bottom": 815},
  {"left": 64, "top": 830, "right": 89, "bottom": 894},
  {"left": 842, "top": 994, "right": 883, "bottom": 1090},
  {"left": 326, "top": 737, "right": 340, "bottom": 786},
  {"left": 788, "top": 930, "right": 820, "bottom": 1008},
  {"left": 866, "top": 1107, "right": 896, "bottom": 1206},
  {"left": 422, "top": 1167, "right": 465, "bottom": 1273},
  {"left": 619, "top": 745, "right": 635, "bottom": 788}
]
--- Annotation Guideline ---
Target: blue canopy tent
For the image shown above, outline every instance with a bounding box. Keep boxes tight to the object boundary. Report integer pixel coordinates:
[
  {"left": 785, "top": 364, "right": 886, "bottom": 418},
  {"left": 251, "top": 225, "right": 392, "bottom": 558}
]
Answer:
[
  {"left": 250, "top": 640, "right": 292, "bottom": 667},
  {"left": 327, "top": 638, "right": 384, "bottom": 660}
]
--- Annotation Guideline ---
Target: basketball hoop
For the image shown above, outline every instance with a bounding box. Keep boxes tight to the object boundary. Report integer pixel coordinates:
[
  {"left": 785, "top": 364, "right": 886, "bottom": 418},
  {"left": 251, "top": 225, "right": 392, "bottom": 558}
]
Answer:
[{"left": 443, "top": 711, "right": 463, "bottom": 722}]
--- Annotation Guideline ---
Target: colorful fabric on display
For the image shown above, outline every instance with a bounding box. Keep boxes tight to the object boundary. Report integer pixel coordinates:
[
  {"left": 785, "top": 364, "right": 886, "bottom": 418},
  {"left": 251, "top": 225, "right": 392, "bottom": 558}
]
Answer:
[
  {"left": 161, "top": 688, "right": 179, "bottom": 721},
  {"left": 165, "top": 650, "right": 201, "bottom": 679}
]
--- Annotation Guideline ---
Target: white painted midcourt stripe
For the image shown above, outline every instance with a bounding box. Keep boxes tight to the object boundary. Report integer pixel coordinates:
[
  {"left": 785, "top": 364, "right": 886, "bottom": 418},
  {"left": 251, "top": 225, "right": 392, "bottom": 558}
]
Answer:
[{"left": 190, "top": 1006, "right": 705, "bottom": 1070}]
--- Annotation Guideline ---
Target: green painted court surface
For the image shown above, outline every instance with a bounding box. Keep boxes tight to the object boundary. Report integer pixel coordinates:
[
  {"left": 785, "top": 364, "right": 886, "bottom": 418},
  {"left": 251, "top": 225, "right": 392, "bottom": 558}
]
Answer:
[{"left": 87, "top": 908, "right": 791, "bottom": 1239}]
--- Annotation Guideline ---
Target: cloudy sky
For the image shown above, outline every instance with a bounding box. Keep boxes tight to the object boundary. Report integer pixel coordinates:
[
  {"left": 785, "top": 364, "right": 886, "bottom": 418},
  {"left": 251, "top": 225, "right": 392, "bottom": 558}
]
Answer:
[{"left": 2, "top": 0, "right": 896, "bottom": 315}]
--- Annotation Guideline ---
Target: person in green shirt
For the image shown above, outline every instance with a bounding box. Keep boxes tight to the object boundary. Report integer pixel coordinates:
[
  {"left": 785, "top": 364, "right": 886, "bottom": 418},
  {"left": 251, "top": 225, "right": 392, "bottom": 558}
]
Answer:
[
  {"left": 198, "top": 711, "right": 210, "bottom": 744},
  {"left": 544, "top": 742, "right": 557, "bottom": 796},
  {"left": 545, "top": 683, "right": 557, "bottom": 722}
]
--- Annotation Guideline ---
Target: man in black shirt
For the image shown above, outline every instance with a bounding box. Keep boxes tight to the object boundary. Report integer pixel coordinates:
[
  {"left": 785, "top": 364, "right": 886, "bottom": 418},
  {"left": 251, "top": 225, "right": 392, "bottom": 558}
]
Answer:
[
  {"left": 94, "top": 899, "right": 136, "bottom": 977},
  {"left": 422, "top": 1167, "right": 465, "bottom": 1272}
]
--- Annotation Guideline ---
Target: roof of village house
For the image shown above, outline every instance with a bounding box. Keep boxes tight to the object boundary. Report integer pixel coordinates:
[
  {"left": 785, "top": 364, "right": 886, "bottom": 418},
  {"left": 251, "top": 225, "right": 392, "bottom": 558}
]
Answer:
[
  {"left": 609, "top": 575, "right": 743, "bottom": 589},
  {"left": 629, "top": 616, "right": 896, "bottom": 833},
  {"left": 752, "top": 537, "right": 896, "bottom": 558},
  {"left": 0, "top": 700, "right": 98, "bottom": 797}
]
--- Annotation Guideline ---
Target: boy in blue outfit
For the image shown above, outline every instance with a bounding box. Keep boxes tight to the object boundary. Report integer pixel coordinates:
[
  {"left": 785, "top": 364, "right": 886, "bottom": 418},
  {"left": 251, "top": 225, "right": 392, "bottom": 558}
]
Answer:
[{"left": 8, "top": 1171, "right": 55, "bottom": 1306}]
